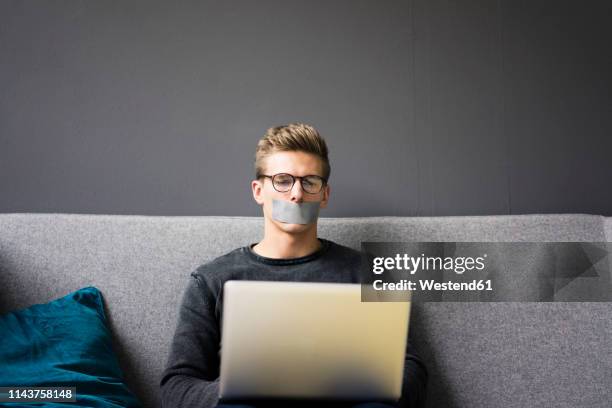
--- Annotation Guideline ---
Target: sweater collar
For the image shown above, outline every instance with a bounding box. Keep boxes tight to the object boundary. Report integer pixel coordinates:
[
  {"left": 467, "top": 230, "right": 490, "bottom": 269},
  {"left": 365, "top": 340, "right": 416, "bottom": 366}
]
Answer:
[{"left": 245, "top": 238, "right": 331, "bottom": 266}]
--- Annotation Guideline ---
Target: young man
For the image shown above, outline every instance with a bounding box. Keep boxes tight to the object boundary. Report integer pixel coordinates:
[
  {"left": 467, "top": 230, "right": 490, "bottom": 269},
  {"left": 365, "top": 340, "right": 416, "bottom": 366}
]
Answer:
[{"left": 160, "top": 123, "right": 428, "bottom": 408}]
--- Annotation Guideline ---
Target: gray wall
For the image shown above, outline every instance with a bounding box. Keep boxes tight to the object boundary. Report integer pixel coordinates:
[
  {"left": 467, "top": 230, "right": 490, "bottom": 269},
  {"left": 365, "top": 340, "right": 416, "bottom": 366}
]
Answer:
[{"left": 1, "top": 0, "right": 610, "bottom": 217}]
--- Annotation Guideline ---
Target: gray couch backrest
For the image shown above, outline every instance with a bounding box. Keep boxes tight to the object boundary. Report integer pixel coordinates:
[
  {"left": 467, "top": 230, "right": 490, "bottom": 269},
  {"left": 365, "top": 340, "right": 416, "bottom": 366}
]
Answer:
[{"left": 1, "top": 213, "right": 611, "bottom": 408}]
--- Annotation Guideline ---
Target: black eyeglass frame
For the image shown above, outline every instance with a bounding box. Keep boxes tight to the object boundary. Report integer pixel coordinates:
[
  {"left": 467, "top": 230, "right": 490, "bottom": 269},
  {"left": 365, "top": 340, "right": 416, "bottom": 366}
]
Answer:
[{"left": 257, "top": 173, "right": 328, "bottom": 194}]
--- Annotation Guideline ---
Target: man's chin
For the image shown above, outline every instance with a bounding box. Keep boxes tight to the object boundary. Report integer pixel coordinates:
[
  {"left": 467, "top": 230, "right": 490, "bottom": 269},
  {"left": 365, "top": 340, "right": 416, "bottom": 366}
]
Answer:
[{"left": 273, "top": 220, "right": 314, "bottom": 233}]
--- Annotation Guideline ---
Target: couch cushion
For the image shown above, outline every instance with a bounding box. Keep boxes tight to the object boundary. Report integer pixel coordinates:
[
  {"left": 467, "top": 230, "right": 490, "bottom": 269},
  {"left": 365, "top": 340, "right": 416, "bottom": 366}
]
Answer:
[
  {"left": 0, "top": 286, "right": 142, "bottom": 408},
  {"left": 0, "top": 213, "right": 609, "bottom": 408}
]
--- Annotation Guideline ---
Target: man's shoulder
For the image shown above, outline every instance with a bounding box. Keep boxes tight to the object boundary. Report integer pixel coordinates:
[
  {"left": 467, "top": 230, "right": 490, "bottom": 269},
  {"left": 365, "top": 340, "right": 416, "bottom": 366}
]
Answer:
[
  {"left": 324, "top": 239, "right": 364, "bottom": 262},
  {"left": 191, "top": 246, "right": 249, "bottom": 278}
]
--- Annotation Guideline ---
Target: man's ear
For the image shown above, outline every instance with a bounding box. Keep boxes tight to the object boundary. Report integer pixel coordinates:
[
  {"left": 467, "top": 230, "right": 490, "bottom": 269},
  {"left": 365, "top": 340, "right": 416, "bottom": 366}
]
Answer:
[
  {"left": 319, "top": 184, "right": 330, "bottom": 209},
  {"left": 252, "top": 179, "right": 264, "bottom": 205}
]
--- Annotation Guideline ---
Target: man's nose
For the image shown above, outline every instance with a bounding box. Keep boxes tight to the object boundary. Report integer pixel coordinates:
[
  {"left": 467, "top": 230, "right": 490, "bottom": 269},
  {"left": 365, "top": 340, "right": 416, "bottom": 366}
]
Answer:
[{"left": 290, "top": 179, "right": 305, "bottom": 202}]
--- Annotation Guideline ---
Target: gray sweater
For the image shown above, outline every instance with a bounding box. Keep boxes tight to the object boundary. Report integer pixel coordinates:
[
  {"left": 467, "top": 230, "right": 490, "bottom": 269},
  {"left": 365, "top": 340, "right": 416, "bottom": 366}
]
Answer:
[{"left": 160, "top": 238, "right": 428, "bottom": 408}]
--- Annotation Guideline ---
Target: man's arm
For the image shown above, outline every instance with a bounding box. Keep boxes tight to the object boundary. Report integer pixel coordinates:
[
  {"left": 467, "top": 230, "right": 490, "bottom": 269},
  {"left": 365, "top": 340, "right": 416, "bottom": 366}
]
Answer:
[
  {"left": 398, "top": 338, "right": 429, "bottom": 408},
  {"left": 160, "top": 273, "right": 221, "bottom": 408}
]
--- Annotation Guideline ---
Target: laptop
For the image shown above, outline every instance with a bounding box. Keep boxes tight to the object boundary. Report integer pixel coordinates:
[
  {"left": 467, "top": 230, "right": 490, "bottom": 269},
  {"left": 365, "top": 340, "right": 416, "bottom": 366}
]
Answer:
[{"left": 219, "top": 280, "right": 411, "bottom": 402}]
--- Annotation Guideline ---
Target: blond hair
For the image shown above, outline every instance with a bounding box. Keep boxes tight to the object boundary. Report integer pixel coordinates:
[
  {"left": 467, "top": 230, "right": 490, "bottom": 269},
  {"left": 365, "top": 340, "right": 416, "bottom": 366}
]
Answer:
[{"left": 254, "top": 123, "right": 330, "bottom": 181}]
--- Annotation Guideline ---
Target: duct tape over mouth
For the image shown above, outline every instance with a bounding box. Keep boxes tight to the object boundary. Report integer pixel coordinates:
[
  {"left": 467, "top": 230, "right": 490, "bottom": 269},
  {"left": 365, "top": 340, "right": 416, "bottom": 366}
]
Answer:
[{"left": 272, "top": 199, "right": 321, "bottom": 224}]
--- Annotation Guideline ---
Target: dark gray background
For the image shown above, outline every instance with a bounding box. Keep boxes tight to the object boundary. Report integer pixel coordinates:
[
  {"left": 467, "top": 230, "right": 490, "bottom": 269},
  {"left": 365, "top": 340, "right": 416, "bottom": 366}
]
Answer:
[{"left": 1, "top": 0, "right": 610, "bottom": 216}]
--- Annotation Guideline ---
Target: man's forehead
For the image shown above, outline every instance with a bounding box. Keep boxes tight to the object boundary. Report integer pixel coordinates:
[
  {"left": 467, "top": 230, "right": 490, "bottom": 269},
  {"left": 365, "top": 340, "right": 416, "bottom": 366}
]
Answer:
[{"left": 264, "top": 151, "right": 323, "bottom": 175}]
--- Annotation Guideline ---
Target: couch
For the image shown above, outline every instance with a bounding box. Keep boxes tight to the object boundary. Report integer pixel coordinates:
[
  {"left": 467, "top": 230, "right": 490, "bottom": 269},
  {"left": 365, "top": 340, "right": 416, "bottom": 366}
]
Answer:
[{"left": 1, "top": 213, "right": 611, "bottom": 408}]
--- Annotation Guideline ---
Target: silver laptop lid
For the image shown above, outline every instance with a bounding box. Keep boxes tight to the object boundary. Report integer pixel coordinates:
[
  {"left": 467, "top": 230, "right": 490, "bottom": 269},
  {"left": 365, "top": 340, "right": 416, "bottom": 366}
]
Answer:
[{"left": 219, "top": 280, "right": 411, "bottom": 401}]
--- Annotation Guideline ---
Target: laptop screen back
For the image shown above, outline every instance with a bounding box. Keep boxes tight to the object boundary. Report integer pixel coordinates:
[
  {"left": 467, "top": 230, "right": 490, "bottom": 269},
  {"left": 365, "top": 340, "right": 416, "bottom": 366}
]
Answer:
[{"left": 219, "top": 280, "right": 411, "bottom": 401}]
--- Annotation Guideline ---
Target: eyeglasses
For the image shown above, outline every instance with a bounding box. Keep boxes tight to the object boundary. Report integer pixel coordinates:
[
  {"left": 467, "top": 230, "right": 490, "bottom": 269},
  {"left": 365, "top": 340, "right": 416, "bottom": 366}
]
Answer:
[{"left": 258, "top": 173, "right": 327, "bottom": 194}]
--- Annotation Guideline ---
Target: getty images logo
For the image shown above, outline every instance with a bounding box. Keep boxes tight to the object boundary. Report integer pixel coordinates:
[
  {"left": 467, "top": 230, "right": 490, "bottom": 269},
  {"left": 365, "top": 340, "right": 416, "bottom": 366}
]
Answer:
[{"left": 372, "top": 253, "right": 488, "bottom": 275}]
